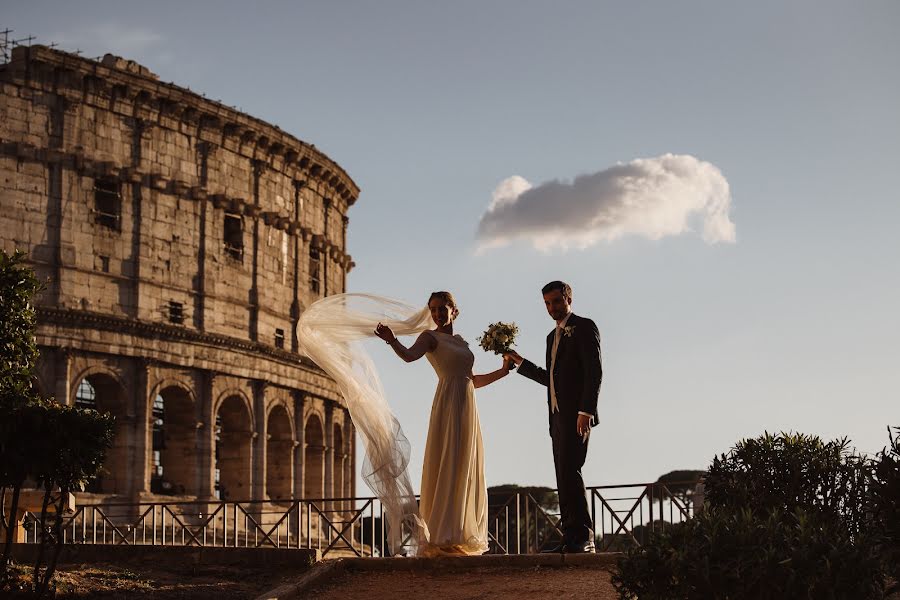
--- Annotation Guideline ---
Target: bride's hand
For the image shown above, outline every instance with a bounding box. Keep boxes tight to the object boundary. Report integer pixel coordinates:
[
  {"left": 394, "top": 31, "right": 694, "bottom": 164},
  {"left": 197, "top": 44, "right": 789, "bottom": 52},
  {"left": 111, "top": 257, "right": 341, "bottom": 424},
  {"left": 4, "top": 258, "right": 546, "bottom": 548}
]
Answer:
[
  {"left": 374, "top": 322, "right": 396, "bottom": 344},
  {"left": 503, "top": 351, "right": 523, "bottom": 366}
]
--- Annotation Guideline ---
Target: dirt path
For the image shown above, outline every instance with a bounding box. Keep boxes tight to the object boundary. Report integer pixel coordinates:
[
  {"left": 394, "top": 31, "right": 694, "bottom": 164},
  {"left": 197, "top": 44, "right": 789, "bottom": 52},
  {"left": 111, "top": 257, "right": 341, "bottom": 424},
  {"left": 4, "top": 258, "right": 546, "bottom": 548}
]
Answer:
[{"left": 307, "top": 565, "right": 620, "bottom": 600}]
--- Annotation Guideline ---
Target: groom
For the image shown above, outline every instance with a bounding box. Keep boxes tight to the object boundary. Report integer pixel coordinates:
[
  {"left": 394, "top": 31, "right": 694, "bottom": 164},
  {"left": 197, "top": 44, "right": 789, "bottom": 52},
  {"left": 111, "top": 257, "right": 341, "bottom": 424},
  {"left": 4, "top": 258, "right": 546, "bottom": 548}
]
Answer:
[{"left": 505, "top": 281, "right": 602, "bottom": 553}]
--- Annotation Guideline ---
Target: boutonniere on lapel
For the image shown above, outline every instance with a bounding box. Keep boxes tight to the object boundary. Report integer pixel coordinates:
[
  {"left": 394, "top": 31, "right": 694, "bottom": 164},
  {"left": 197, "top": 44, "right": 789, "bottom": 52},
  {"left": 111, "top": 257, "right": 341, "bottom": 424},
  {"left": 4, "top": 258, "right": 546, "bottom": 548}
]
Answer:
[{"left": 562, "top": 325, "right": 576, "bottom": 338}]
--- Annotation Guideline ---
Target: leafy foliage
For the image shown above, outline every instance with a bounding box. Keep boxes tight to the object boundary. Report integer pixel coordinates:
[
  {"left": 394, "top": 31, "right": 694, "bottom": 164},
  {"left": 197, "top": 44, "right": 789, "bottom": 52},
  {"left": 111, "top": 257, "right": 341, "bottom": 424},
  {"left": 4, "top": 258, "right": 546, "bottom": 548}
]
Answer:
[
  {"left": 0, "top": 250, "right": 43, "bottom": 413},
  {"left": 0, "top": 250, "right": 115, "bottom": 598},
  {"left": 704, "top": 431, "right": 869, "bottom": 535},
  {"left": 870, "top": 427, "right": 900, "bottom": 585},
  {"left": 614, "top": 431, "right": 888, "bottom": 599},
  {"left": 614, "top": 507, "right": 884, "bottom": 600}
]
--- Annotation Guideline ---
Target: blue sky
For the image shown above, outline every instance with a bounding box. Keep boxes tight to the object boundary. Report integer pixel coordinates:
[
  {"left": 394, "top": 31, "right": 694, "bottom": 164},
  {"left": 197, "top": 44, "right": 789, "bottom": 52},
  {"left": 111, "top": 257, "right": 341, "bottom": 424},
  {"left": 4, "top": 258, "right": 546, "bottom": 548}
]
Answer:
[{"left": 5, "top": 1, "right": 899, "bottom": 492}]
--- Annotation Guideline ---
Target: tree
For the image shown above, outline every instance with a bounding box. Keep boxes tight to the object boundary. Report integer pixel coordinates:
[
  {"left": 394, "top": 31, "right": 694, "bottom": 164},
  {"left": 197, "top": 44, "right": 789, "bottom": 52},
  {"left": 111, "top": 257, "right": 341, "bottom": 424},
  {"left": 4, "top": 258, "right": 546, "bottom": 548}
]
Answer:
[
  {"left": 0, "top": 250, "right": 115, "bottom": 598},
  {"left": 1, "top": 250, "right": 45, "bottom": 583}
]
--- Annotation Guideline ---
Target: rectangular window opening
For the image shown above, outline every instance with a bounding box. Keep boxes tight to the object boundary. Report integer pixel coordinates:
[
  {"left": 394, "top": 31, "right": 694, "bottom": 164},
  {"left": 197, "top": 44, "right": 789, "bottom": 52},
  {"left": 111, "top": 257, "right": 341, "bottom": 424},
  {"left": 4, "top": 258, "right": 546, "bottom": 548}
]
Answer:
[
  {"left": 93, "top": 177, "right": 121, "bottom": 230},
  {"left": 224, "top": 212, "right": 244, "bottom": 261},
  {"left": 275, "top": 328, "right": 285, "bottom": 349},
  {"left": 168, "top": 300, "right": 184, "bottom": 325}
]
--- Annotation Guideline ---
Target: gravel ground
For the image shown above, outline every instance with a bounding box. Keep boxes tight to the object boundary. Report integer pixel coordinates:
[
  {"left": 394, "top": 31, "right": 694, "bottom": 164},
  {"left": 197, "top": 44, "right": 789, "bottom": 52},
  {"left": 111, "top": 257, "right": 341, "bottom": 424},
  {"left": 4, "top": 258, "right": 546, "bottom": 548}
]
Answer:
[{"left": 307, "top": 565, "right": 620, "bottom": 600}]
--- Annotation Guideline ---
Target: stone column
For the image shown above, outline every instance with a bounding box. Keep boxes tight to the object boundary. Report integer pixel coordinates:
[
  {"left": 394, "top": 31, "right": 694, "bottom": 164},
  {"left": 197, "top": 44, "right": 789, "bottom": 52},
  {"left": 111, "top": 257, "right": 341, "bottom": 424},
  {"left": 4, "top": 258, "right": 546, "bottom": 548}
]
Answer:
[
  {"left": 324, "top": 402, "right": 335, "bottom": 507},
  {"left": 290, "top": 179, "right": 305, "bottom": 353},
  {"left": 131, "top": 358, "right": 153, "bottom": 501},
  {"left": 129, "top": 119, "right": 149, "bottom": 319},
  {"left": 322, "top": 198, "right": 331, "bottom": 296},
  {"left": 248, "top": 160, "right": 265, "bottom": 342},
  {"left": 292, "top": 391, "right": 306, "bottom": 498},
  {"left": 341, "top": 215, "right": 349, "bottom": 294},
  {"left": 350, "top": 422, "right": 357, "bottom": 499},
  {"left": 196, "top": 370, "right": 217, "bottom": 500},
  {"left": 55, "top": 347, "right": 72, "bottom": 406},
  {"left": 194, "top": 142, "right": 214, "bottom": 331},
  {"left": 252, "top": 379, "right": 268, "bottom": 501},
  {"left": 45, "top": 96, "right": 68, "bottom": 306}
]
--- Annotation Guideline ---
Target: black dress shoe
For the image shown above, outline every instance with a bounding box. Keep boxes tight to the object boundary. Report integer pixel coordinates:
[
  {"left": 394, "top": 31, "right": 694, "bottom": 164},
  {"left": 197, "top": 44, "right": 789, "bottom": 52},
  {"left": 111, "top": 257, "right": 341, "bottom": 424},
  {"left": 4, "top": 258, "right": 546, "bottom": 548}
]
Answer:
[
  {"left": 540, "top": 542, "right": 567, "bottom": 554},
  {"left": 564, "top": 541, "right": 596, "bottom": 554}
]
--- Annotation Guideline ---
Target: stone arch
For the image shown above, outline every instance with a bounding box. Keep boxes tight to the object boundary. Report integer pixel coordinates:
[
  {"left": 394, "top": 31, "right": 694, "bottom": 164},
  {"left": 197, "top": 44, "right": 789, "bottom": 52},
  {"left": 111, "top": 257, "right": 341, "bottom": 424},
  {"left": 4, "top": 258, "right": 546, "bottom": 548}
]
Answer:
[
  {"left": 213, "top": 388, "right": 255, "bottom": 430},
  {"left": 266, "top": 403, "right": 293, "bottom": 501},
  {"left": 73, "top": 370, "right": 129, "bottom": 495},
  {"left": 151, "top": 383, "right": 198, "bottom": 496},
  {"left": 215, "top": 394, "right": 253, "bottom": 501},
  {"left": 70, "top": 365, "right": 126, "bottom": 405},
  {"left": 303, "top": 413, "right": 325, "bottom": 499}
]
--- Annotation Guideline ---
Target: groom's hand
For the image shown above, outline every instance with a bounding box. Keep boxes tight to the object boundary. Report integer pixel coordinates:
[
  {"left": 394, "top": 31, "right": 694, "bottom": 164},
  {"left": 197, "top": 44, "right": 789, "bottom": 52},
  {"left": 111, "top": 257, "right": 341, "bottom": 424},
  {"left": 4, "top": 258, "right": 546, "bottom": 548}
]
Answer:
[
  {"left": 503, "top": 351, "right": 524, "bottom": 366},
  {"left": 576, "top": 413, "right": 592, "bottom": 437}
]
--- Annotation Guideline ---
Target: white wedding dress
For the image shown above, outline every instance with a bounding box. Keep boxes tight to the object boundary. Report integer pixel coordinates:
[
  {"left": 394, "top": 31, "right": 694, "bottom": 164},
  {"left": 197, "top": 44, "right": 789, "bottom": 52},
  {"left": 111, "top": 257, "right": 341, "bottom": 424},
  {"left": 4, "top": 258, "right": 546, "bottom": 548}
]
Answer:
[
  {"left": 295, "top": 293, "right": 488, "bottom": 556},
  {"left": 418, "top": 330, "right": 489, "bottom": 556}
]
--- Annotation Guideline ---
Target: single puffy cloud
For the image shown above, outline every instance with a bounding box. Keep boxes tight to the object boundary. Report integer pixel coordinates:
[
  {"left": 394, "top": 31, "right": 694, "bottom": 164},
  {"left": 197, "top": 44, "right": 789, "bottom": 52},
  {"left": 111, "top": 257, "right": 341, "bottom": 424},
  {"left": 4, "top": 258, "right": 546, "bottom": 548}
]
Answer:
[{"left": 476, "top": 154, "right": 736, "bottom": 252}]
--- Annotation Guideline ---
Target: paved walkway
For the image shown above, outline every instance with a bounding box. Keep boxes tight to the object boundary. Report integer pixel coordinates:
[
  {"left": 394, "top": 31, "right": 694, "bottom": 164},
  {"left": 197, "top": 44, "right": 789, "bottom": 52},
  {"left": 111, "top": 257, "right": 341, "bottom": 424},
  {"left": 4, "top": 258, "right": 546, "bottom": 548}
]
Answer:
[{"left": 258, "top": 554, "right": 622, "bottom": 600}]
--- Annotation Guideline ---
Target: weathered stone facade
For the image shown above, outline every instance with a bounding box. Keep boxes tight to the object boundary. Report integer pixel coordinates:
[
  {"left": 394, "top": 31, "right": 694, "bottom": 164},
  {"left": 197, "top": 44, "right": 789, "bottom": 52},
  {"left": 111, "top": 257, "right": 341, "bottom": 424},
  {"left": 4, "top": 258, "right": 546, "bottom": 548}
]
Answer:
[{"left": 0, "top": 45, "right": 357, "bottom": 504}]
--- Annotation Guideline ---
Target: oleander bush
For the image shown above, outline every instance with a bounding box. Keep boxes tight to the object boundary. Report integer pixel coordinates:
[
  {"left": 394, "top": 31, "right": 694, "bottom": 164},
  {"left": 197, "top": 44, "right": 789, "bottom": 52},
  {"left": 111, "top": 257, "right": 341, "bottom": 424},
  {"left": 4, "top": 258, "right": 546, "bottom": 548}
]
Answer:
[
  {"left": 870, "top": 427, "right": 900, "bottom": 590},
  {"left": 613, "top": 431, "right": 890, "bottom": 600}
]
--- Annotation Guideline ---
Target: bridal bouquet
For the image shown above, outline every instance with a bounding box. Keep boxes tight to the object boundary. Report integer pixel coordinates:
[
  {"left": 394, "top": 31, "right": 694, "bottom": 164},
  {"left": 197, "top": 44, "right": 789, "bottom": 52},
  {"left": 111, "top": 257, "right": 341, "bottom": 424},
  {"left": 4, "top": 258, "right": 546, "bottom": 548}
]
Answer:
[{"left": 477, "top": 322, "right": 519, "bottom": 368}]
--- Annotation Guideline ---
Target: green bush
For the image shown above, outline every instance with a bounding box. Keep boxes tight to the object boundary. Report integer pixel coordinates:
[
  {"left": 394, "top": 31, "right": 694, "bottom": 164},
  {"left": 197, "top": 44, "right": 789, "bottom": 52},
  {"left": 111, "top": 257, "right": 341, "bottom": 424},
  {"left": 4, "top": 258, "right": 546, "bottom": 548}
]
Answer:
[
  {"left": 870, "top": 427, "right": 900, "bottom": 586},
  {"left": 704, "top": 432, "right": 869, "bottom": 535},
  {"left": 0, "top": 251, "right": 42, "bottom": 412},
  {"left": 614, "top": 508, "right": 883, "bottom": 600},
  {"left": 613, "top": 431, "right": 886, "bottom": 599}
]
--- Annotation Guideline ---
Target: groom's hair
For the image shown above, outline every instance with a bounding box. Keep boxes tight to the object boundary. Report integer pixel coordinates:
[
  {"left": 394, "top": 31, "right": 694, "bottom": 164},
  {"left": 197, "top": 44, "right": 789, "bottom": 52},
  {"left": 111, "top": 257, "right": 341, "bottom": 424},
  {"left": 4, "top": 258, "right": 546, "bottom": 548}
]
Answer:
[{"left": 542, "top": 280, "right": 572, "bottom": 301}]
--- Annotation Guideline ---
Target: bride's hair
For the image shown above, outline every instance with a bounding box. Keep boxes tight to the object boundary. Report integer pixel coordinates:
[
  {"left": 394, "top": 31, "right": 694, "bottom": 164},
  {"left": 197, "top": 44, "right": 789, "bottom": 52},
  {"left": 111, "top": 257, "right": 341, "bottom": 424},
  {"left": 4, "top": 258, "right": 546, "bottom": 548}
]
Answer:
[{"left": 428, "top": 291, "right": 460, "bottom": 319}]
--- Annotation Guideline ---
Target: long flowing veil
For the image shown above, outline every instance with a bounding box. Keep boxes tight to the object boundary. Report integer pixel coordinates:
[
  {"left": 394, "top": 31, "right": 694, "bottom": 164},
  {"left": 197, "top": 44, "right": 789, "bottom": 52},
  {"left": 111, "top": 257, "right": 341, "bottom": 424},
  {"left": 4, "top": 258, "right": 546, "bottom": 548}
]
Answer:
[{"left": 295, "top": 293, "right": 433, "bottom": 555}]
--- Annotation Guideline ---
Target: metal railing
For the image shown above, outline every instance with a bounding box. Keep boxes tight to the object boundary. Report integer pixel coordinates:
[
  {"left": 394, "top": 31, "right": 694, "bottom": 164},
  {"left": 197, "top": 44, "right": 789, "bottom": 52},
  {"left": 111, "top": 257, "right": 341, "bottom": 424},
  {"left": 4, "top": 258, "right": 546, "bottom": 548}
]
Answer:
[{"left": 19, "top": 482, "right": 695, "bottom": 557}]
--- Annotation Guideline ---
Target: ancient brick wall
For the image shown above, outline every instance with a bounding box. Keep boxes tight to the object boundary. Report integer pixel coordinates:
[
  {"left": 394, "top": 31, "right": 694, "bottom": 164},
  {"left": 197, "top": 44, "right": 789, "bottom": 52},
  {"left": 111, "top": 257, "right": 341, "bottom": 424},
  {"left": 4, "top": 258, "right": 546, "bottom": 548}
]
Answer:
[{"left": 0, "top": 45, "right": 357, "bottom": 505}]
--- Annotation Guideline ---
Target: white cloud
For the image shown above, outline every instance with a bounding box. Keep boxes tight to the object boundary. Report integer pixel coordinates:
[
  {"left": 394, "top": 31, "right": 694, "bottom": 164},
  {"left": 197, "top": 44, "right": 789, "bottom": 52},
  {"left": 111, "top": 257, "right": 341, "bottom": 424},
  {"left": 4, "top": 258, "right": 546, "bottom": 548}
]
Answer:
[{"left": 476, "top": 154, "right": 736, "bottom": 252}]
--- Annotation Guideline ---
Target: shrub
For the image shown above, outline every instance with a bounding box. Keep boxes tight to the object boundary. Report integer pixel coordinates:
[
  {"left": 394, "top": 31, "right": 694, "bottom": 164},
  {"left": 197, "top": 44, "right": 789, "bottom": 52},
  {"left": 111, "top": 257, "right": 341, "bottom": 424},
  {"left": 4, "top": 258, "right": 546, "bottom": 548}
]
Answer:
[
  {"left": 613, "top": 431, "right": 885, "bottom": 599},
  {"left": 870, "top": 427, "right": 900, "bottom": 588},
  {"left": 614, "top": 507, "right": 883, "bottom": 600},
  {"left": 704, "top": 431, "right": 869, "bottom": 535}
]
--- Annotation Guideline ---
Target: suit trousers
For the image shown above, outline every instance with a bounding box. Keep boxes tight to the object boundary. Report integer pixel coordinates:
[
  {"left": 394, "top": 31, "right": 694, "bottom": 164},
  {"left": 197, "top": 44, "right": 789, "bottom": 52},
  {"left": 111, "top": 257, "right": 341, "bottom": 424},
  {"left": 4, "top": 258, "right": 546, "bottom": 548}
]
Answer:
[{"left": 550, "top": 410, "right": 593, "bottom": 546}]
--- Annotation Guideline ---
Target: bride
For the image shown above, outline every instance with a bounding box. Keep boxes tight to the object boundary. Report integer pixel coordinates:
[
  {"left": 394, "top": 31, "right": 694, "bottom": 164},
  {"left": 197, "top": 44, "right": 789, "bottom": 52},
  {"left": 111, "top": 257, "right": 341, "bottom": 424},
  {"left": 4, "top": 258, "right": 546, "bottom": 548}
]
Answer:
[{"left": 374, "top": 291, "right": 512, "bottom": 556}]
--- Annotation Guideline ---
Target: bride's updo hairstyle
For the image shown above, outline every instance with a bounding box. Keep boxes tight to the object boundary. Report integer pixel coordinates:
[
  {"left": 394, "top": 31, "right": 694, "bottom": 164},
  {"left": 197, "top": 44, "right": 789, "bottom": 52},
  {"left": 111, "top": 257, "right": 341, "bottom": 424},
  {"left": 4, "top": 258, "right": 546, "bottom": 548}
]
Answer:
[{"left": 428, "top": 291, "right": 460, "bottom": 320}]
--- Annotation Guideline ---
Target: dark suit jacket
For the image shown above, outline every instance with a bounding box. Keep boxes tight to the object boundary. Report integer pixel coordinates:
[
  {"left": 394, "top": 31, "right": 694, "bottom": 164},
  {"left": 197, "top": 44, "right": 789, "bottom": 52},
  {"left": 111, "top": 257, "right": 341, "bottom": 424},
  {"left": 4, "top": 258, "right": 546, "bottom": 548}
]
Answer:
[{"left": 518, "top": 313, "right": 602, "bottom": 430}]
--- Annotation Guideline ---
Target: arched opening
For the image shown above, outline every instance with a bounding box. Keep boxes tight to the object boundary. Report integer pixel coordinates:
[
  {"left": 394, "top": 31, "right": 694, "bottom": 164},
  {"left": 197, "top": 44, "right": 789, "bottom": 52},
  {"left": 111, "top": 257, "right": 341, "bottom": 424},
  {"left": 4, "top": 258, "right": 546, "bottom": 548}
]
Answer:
[
  {"left": 266, "top": 405, "right": 293, "bottom": 501},
  {"left": 303, "top": 414, "right": 324, "bottom": 499},
  {"left": 215, "top": 395, "right": 252, "bottom": 501},
  {"left": 151, "top": 386, "right": 197, "bottom": 496},
  {"left": 74, "top": 374, "right": 128, "bottom": 495},
  {"left": 333, "top": 424, "right": 344, "bottom": 511}
]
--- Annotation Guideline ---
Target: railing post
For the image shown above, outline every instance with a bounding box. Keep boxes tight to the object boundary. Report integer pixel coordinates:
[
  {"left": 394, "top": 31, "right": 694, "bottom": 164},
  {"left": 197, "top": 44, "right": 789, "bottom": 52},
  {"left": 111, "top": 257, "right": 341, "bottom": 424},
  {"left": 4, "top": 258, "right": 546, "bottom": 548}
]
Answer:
[{"left": 514, "top": 494, "right": 520, "bottom": 554}]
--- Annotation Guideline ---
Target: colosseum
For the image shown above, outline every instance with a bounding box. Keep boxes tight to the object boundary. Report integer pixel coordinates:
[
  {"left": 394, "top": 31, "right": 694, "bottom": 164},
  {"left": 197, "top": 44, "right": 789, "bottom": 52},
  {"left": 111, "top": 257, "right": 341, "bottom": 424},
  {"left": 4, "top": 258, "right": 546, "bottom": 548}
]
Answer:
[{"left": 0, "top": 45, "right": 358, "bottom": 507}]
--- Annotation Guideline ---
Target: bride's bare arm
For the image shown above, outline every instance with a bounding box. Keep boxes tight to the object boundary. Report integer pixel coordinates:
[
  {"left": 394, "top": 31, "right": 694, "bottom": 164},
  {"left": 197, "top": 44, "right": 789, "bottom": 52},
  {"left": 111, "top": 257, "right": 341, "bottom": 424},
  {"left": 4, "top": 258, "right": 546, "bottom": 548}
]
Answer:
[
  {"left": 375, "top": 324, "right": 436, "bottom": 363},
  {"left": 471, "top": 358, "right": 514, "bottom": 389}
]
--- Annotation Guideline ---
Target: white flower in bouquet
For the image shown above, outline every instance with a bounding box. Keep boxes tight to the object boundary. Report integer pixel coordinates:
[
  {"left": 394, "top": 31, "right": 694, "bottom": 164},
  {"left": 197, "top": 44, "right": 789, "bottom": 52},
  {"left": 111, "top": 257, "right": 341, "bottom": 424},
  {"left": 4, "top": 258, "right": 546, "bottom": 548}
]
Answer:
[{"left": 477, "top": 322, "right": 519, "bottom": 355}]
